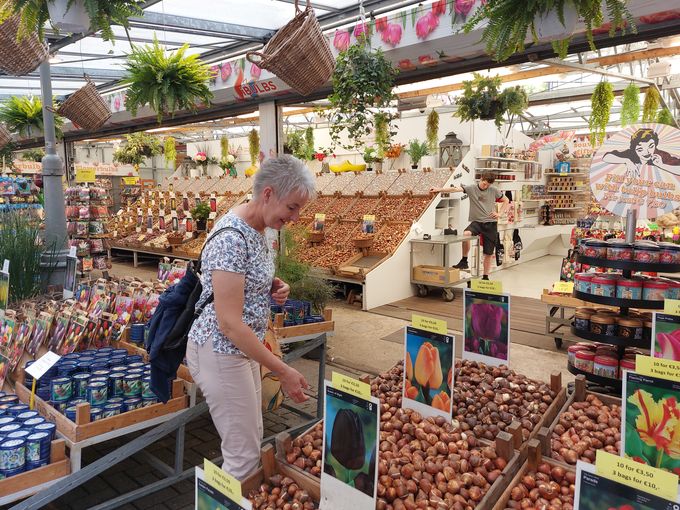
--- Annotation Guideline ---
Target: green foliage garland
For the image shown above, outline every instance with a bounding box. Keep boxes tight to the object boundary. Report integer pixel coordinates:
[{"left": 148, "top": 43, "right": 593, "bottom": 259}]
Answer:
[
  {"left": 426, "top": 110, "right": 439, "bottom": 153},
  {"left": 122, "top": 37, "right": 213, "bottom": 123},
  {"left": 328, "top": 42, "right": 398, "bottom": 151},
  {"left": 657, "top": 108, "right": 675, "bottom": 126},
  {"left": 164, "top": 136, "right": 176, "bottom": 168},
  {"left": 374, "top": 112, "right": 392, "bottom": 159},
  {"left": 463, "top": 0, "right": 635, "bottom": 62},
  {"left": 248, "top": 129, "right": 260, "bottom": 166},
  {"left": 0, "top": 96, "right": 63, "bottom": 138},
  {"left": 620, "top": 83, "right": 640, "bottom": 127},
  {"left": 642, "top": 87, "right": 661, "bottom": 123},
  {"left": 589, "top": 82, "right": 614, "bottom": 146},
  {"left": 220, "top": 135, "right": 229, "bottom": 160}
]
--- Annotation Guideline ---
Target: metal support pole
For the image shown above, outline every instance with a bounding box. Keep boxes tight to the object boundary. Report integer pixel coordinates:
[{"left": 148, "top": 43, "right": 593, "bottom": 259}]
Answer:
[
  {"left": 38, "top": 59, "right": 69, "bottom": 286},
  {"left": 625, "top": 209, "right": 637, "bottom": 244}
]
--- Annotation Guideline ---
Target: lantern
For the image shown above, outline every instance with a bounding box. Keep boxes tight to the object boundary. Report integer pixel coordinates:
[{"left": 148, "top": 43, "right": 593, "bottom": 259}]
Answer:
[{"left": 439, "top": 132, "right": 469, "bottom": 168}]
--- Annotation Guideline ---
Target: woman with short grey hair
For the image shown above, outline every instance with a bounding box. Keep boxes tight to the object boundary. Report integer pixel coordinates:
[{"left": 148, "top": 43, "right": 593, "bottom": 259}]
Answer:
[{"left": 186, "top": 155, "right": 316, "bottom": 478}]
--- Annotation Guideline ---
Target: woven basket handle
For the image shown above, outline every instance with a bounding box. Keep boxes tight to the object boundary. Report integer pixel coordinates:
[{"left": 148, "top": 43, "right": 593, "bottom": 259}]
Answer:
[
  {"left": 246, "top": 51, "right": 266, "bottom": 66},
  {"left": 294, "top": 0, "right": 311, "bottom": 14}
]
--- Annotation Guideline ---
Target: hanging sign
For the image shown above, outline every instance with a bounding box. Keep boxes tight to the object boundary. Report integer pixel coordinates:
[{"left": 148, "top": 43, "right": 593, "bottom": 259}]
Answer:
[
  {"left": 590, "top": 123, "right": 680, "bottom": 219},
  {"left": 462, "top": 289, "right": 511, "bottom": 366},
  {"left": 122, "top": 177, "right": 140, "bottom": 185},
  {"left": 75, "top": 168, "right": 96, "bottom": 183}
]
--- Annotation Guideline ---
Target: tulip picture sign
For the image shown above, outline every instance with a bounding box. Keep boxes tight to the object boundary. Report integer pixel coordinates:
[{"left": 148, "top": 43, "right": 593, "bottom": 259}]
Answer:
[
  {"left": 320, "top": 381, "right": 379, "bottom": 510},
  {"left": 621, "top": 371, "right": 680, "bottom": 478},
  {"left": 402, "top": 326, "right": 454, "bottom": 420},
  {"left": 463, "top": 289, "right": 511, "bottom": 366},
  {"left": 653, "top": 313, "right": 680, "bottom": 362}
]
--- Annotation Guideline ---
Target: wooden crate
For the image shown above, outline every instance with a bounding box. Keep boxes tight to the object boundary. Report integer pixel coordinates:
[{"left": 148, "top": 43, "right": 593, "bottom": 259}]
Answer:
[
  {"left": 272, "top": 308, "right": 335, "bottom": 339},
  {"left": 535, "top": 374, "right": 621, "bottom": 471},
  {"left": 0, "top": 439, "right": 70, "bottom": 499},
  {"left": 15, "top": 378, "right": 192, "bottom": 443},
  {"left": 540, "top": 289, "right": 588, "bottom": 308},
  {"left": 492, "top": 440, "right": 576, "bottom": 510},
  {"left": 274, "top": 420, "right": 323, "bottom": 487},
  {"left": 242, "top": 443, "right": 320, "bottom": 503},
  {"left": 521, "top": 373, "right": 568, "bottom": 453},
  {"left": 333, "top": 251, "right": 389, "bottom": 279},
  {"left": 114, "top": 336, "right": 194, "bottom": 383}
]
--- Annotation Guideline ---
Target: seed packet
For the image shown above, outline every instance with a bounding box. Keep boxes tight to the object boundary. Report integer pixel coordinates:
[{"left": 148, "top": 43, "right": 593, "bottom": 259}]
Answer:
[
  {"left": 93, "top": 256, "right": 110, "bottom": 270},
  {"left": 14, "top": 177, "right": 31, "bottom": 195},
  {"left": 75, "top": 283, "right": 90, "bottom": 306},
  {"left": 90, "top": 313, "right": 114, "bottom": 349},
  {"left": 0, "top": 177, "right": 15, "bottom": 195},
  {"left": 131, "top": 288, "right": 149, "bottom": 323},
  {"left": 27, "top": 312, "right": 53, "bottom": 355},
  {"left": 0, "top": 312, "right": 16, "bottom": 354},
  {"left": 167, "top": 264, "right": 187, "bottom": 286},
  {"left": 7, "top": 317, "right": 34, "bottom": 370},
  {"left": 77, "top": 240, "right": 90, "bottom": 257},
  {"left": 79, "top": 206, "right": 90, "bottom": 220},
  {"left": 113, "top": 295, "right": 134, "bottom": 328},
  {"left": 0, "top": 355, "right": 9, "bottom": 390},
  {"left": 76, "top": 221, "right": 88, "bottom": 236},
  {"left": 144, "top": 293, "right": 160, "bottom": 320},
  {"left": 59, "top": 314, "right": 88, "bottom": 355},
  {"left": 49, "top": 312, "right": 70, "bottom": 351},
  {"left": 81, "top": 256, "right": 93, "bottom": 272},
  {"left": 89, "top": 220, "right": 105, "bottom": 236}
]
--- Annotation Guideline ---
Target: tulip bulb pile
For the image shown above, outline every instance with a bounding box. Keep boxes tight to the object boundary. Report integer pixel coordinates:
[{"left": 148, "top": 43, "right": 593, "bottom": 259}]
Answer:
[
  {"left": 286, "top": 422, "right": 323, "bottom": 477},
  {"left": 502, "top": 463, "right": 575, "bottom": 510},
  {"left": 248, "top": 474, "right": 317, "bottom": 510}
]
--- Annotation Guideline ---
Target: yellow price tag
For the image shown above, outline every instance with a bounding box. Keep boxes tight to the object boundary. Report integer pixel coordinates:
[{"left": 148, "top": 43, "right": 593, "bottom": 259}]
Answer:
[
  {"left": 663, "top": 299, "right": 680, "bottom": 316},
  {"left": 122, "top": 177, "right": 140, "bottom": 185},
  {"left": 595, "top": 450, "right": 678, "bottom": 501},
  {"left": 635, "top": 355, "right": 680, "bottom": 382},
  {"left": 314, "top": 213, "right": 325, "bottom": 221},
  {"left": 552, "top": 281, "right": 574, "bottom": 294},
  {"left": 75, "top": 168, "right": 96, "bottom": 183},
  {"left": 411, "top": 314, "right": 448, "bottom": 335},
  {"left": 204, "top": 458, "right": 242, "bottom": 503},
  {"left": 331, "top": 372, "right": 370, "bottom": 399},
  {"left": 363, "top": 215, "right": 376, "bottom": 221},
  {"left": 470, "top": 279, "right": 503, "bottom": 294}
]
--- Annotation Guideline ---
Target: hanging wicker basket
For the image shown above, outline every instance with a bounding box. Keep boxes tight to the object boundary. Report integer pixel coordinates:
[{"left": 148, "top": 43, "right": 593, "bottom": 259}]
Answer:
[
  {"left": 0, "top": 15, "right": 48, "bottom": 76},
  {"left": 56, "top": 77, "right": 112, "bottom": 131},
  {"left": 0, "top": 124, "right": 11, "bottom": 148},
  {"left": 246, "top": 0, "right": 334, "bottom": 97}
]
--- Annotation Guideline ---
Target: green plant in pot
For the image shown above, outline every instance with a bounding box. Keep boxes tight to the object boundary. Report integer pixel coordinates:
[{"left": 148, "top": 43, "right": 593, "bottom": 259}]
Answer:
[
  {"left": 0, "top": 96, "right": 63, "bottom": 138},
  {"left": 21, "top": 148, "right": 45, "bottom": 162},
  {"left": 113, "top": 132, "right": 163, "bottom": 169},
  {"left": 405, "top": 140, "right": 429, "bottom": 170},
  {"left": 327, "top": 42, "right": 398, "bottom": 151},
  {"left": 363, "top": 147, "right": 381, "bottom": 171},
  {"left": 122, "top": 37, "right": 213, "bottom": 123},
  {"left": 454, "top": 74, "right": 527, "bottom": 129},
  {"left": 0, "top": 0, "right": 144, "bottom": 42},
  {"left": 190, "top": 202, "right": 211, "bottom": 232}
]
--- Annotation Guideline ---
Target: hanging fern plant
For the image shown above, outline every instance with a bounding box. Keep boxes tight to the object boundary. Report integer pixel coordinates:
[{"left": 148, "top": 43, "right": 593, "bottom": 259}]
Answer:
[
  {"left": 642, "top": 87, "right": 661, "bottom": 123},
  {"left": 0, "top": 96, "right": 63, "bottom": 138},
  {"left": 122, "top": 37, "right": 213, "bottom": 123},
  {"left": 426, "top": 110, "right": 439, "bottom": 153},
  {"left": 248, "top": 129, "right": 259, "bottom": 166},
  {"left": 657, "top": 108, "right": 675, "bottom": 126},
  {"left": 463, "top": 0, "right": 635, "bottom": 62},
  {"left": 589, "top": 82, "right": 614, "bottom": 146},
  {"left": 620, "top": 83, "right": 640, "bottom": 127}
]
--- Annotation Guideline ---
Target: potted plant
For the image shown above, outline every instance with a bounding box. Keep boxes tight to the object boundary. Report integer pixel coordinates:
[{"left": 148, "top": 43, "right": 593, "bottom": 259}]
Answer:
[
  {"left": 219, "top": 154, "right": 237, "bottom": 177},
  {"left": 405, "top": 140, "right": 429, "bottom": 170},
  {"left": 620, "top": 83, "right": 640, "bottom": 127},
  {"left": 589, "top": 81, "right": 614, "bottom": 146},
  {"left": 2, "top": 0, "right": 144, "bottom": 42},
  {"left": 112, "top": 132, "right": 163, "bottom": 169},
  {"left": 363, "top": 147, "right": 380, "bottom": 172},
  {"left": 327, "top": 41, "right": 398, "bottom": 151},
  {"left": 463, "top": 0, "right": 634, "bottom": 62},
  {"left": 0, "top": 96, "right": 63, "bottom": 138},
  {"left": 122, "top": 37, "right": 213, "bottom": 123},
  {"left": 454, "top": 73, "right": 527, "bottom": 129},
  {"left": 21, "top": 148, "right": 44, "bottom": 162},
  {"left": 190, "top": 202, "right": 211, "bottom": 232}
]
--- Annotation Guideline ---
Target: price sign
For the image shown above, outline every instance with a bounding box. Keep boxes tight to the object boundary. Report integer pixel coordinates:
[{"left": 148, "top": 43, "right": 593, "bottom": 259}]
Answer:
[
  {"left": 552, "top": 281, "right": 574, "bottom": 294},
  {"left": 595, "top": 450, "right": 678, "bottom": 501},
  {"left": 664, "top": 299, "right": 680, "bottom": 316},
  {"left": 75, "top": 168, "right": 96, "bottom": 183},
  {"left": 25, "top": 351, "right": 61, "bottom": 381},
  {"left": 470, "top": 279, "right": 503, "bottom": 294},
  {"left": 635, "top": 354, "right": 680, "bottom": 382},
  {"left": 122, "top": 177, "right": 139, "bottom": 185},
  {"left": 411, "top": 314, "right": 447, "bottom": 335},
  {"left": 204, "top": 458, "right": 242, "bottom": 503},
  {"left": 331, "top": 372, "right": 370, "bottom": 399}
]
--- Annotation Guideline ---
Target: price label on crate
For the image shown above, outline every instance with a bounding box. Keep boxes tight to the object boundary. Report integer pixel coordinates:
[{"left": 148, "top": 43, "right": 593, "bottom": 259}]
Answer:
[
  {"left": 204, "top": 458, "right": 242, "bottom": 503},
  {"left": 595, "top": 450, "right": 678, "bottom": 500},
  {"left": 635, "top": 355, "right": 680, "bottom": 382},
  {"left": 332, "top": 372, "right": 370, "bottom": 399},
  {"left": 663, "top": 299, "right": 680, "bottom": 316},
  {"left": 470, "top": 279, "right": 503, "bottom": 294},
  {"left": 552, "top": 281, "right": 574, "bottom": 294}
]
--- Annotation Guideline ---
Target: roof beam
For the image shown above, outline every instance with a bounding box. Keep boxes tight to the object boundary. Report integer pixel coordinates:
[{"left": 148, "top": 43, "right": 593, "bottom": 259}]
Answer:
[
  {"left": 587, "top": 45, "right": 680, "bottom": 66},
  {"left": 32, "top": 66, "right": 125, "bottom": 80},
  {"left": 273, "top": 0, "right": 341, "bottom": 13},
  {"left": 127, "top": 12, "right": 274, "bottom": 43},
  {"left": 543, "top": 58, "right": 657, "bottom": 85}
]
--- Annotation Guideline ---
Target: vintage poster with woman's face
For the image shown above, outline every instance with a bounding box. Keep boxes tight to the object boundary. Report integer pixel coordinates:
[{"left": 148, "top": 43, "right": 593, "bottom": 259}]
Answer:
[{"left": 591, "top": 123, "right": 680, "bottom": 219}]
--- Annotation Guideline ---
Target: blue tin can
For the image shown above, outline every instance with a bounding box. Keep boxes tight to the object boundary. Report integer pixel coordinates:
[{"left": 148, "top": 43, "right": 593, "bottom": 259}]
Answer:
[
  {"left": 102, "top": 403, "right": 123, "bottom": 418},
  {"left": 78, "top": 356, "right": 95, "bottom": 363},
  {"left": 7, "top": 404, "right": 29, "bottom": 416},
  {"left": 80, "top": 349, "right": 97, "bottom": 356},
  {"left": 0, "top": 424, "right": 21, "bottom": 436},
  {"left": 87, "top": 381, "right": 108, "bottom": 407},
  {"left": 62, "top": 353, "right": 80, "bottom": 361},
  {"left": 141, "top": 396, "right": 158, "bottom": 407},
  {"left": 76, "top": 361, "right": 94, "bottom": 373},
  {"left": 90, "top": 407, "right": 103, "bottom": 422},
  {"left": 0, "top": 417, "right": 14, "bottom": 427},
  {"left": 36, "top": 386, "right": 50, "bottom": 401},
  {"left": 22, "top": 417, "right": 45, "bottom": 429},
  {"left": 0, "top": 438, "right": 26, "bottom": 470},
  {"left": 126, "top": 356, "right": 144, "bottom": 365},
  {"left": 7, "top": 430, "right": 30, "bottom": 441},
  {"left": 72, "top": 373, "right": 91, "bottom": 398},
  {"left": 141, "top": 377, "right": 155, "bottom": 399},
  {"left": 110, "top": 356, "right": 127, "bottom": 366},
  {"left": 112, "top": 349, "right": 128, "bottom": 357},
  {"left": 26, "top": 432, "right": 51, "bottom": 462},
  {"left": 65, "top": 405, "right": 78, "bottom": 422},
  {"left": 70, "top": 398, "right": 87, "bottom": 407},
  {"left": 127, "top": 362, "right": 145, "bottom": 370},
  {"left": 92, "top": 369, "right": 111, "bottom": 378},
  {"left": 109, "top": 365, "right": 127, "bottom": 373},
  {"left": 0, "top": 395, "right": 18, "bottom": 406},
  {"left": 16, "top": 411, "right": 39, "bottom": 423},
  {"left": 107, "top": 397, "right": 124, "bottom": 405},
  {"left": 50, "top": 400, "right": 69, "bottom": 414},
  {"left": 108, "top": 372, "right": 125, "bottom": 397},
  {"left": 127, "top": 369, "right": 144, "bottom": 377},
  {"left": 57, "top": 363, "right": 78, "bottom": 378},
  {"left": 122, "top": 397, "right": 142, "bottom": 412},
  {"left": 89, "top": 377, "right": 108, "bottom": 385},
  {"left": 50, "top": 377, "right": 72, "bottom": 402},
  {"left": 33, "top": 422, "right": 56, "bottom": 440},
  {"left": 90, "top": 362, "right": 109, "bottom": 372},
  {"left": 123, "top": 374, "right": 142, "bottom": 397},
  {"left": 98, "top": 347, "right": 114, "bottom": 355}
]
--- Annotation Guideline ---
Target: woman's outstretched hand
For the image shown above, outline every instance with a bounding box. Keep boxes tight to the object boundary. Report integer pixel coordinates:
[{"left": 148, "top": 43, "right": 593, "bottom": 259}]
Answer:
[{"left": 271, "top": 277, "right": 290, "bottom": 305}]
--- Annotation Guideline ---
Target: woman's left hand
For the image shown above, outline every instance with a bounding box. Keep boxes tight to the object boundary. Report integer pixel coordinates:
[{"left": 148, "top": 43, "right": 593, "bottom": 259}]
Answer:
[{"left": 271, "top": 277, "right": 290, "bottom": 305}]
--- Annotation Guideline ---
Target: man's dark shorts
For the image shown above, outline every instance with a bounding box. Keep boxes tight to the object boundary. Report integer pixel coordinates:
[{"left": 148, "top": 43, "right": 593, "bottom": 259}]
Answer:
[{"left": 466, "top": 221, "right": 497, "bottom": 256}]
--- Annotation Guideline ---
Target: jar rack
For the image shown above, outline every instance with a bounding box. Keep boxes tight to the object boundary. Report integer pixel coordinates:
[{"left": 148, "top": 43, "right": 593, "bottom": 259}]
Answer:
[{"left": 568, "top": 251, "right": 678, "bottom": 392}]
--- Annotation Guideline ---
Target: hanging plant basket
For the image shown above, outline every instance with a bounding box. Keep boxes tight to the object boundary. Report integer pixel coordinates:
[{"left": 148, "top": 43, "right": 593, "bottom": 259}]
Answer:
[
  {"left": 0, "top": 124, "right": 11, "bottom": 148},
  {"left": 47, "top": 0, "right": 90, "bottom": 33},
  {"left": 56, "top": 77, "right": 111, "bottom": 131},
  {"left": 0, "top": 15, "right": 48, "bottom": 76},
  {"left": 479, "top": 100, "right": 501, "bottom": 121},
  {"left": 246, "top": 0, "right": 334, "bottom": 96}
]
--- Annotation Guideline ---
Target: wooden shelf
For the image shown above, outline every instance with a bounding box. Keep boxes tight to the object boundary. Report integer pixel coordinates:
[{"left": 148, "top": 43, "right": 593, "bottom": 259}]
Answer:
[
  {"left": 577, "top": 255, "right": 680, "bottom": 273},
  {"left": 476, "top": 156, "right": 541, "bottom": 164},
  {"left": 567, "top": 363, "right": 621, "bottom": 391},
  {"left": 570, "top": 325, "right": 649, "bottom": 348},
  {"left": 573, "top": 289, "right": 664, "bottom": 310}
]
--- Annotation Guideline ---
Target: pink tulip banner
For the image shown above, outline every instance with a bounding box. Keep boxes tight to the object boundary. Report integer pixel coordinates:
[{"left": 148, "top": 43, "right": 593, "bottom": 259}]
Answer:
[
  {"left": 653, "top": 313, "right": 680, "bottom": 362},
  {"left": 463, "top": 289, "right": 511, "bottom": 367},
  {"left": 402, "top": 326, "right": 454, "bottom": 420}
]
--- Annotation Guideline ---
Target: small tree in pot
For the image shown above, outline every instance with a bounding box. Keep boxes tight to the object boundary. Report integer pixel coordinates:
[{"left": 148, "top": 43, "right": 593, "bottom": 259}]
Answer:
[
  {"left": 190, "top": 202, "right": 211, "bottom": 232},
  {"left": 405, "top": 140, "right": 429, "bottom": 170}
]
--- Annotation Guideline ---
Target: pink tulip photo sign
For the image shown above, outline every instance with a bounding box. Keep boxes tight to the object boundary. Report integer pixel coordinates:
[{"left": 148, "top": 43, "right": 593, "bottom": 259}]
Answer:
[
  {"left": 652, "top": 312, "right": 680, "bottom": 362},
  {"left": 590, "top": 124, "right": 680, "bottom": 220},
  {"left": 463, "top": 289, "right": 511, "bottom": 367},
  {"left": 402, "top": 326, "right": 455, "bottom": 420}
]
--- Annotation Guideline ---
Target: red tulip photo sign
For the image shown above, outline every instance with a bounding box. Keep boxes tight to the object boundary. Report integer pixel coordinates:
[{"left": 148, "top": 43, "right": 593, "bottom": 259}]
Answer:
[
  {"left": 402, "top": 326, "right": 455, "bottom": 420},
  {"left": 463, "top": 289, "right": 511, "bottom": 367},
  {"left": 653, "top": 313, "right": 680, "bottom": 362}
]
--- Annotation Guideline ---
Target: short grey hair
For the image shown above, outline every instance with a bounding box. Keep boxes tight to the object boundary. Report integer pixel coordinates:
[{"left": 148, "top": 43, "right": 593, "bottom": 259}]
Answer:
[{"left": 252, "top": 155, "right": 316, "bottom": 201}]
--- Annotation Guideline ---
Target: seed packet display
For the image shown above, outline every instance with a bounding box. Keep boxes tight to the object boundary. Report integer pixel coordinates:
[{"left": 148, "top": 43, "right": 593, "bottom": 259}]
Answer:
[
  {"left": 90, "top": 313, "right": 114, "bottom": 349},
  {"left": 7, "top": 317, "right": 33, "bottom": 370},
  {"left": 27, "top": 312, "right": 53, "bottom": 355},
  {"left": 59, "top": 314, "right": 88, "bottom": 354},
  {"left": 463, "top": 289, "right": 511, "bottom": 366},
  {"left": 573, "top": 462, "right": 678, "bottom": 509},
  {"left": 402, "top": 326, "right": 454, "bottom": 420},
  {"left": 113, "top": 295, "right": 134, "bottom": 328},
  {"left": 320, "top": 382, "right": 379, "bottom": 510},
  {"left": 652, "top": 312, "right": 680, "bottom": 362},
  {"left": 131, "top": 288, "right": 148, "bottom": 323},
  {"left": 144, "top": 293, "right": 160, "bottom": 320},
  {"left": 48, "top": 313, "right": 70, "bottom": 351},
  {"left": 195, "top": 467, "right": 252, "bottom": 510},
  {"left": 75, "top": 283, "right": 90, "bottom": 307},
  {"left": 158, "top": 261, "right": 172, "bottom": 283},
  {"left": 622, "top": 371, "right": 680, "bottom": 476},
  {"left": 0, "top": 313, "right": 16, "bottom": 352}
]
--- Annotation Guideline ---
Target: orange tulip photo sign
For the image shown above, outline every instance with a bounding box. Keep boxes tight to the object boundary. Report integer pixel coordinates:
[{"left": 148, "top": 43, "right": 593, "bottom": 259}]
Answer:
[
  {"left": 463, "top": 289, "right": 511, "bottom": 367},
  {"left": 402, "top": 326, "right": 454, "bottom": 420},
  {"left": 652, "top": 313, "right": 680, "bottom": 363},
  {"left": 621, "top": 371, "right": 680, "bottom": 480}
]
